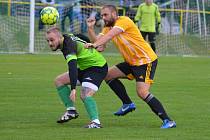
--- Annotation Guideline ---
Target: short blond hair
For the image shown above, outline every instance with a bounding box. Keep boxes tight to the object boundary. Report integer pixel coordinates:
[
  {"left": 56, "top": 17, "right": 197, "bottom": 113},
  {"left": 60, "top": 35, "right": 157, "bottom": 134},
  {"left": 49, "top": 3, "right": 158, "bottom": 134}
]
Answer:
[
  {"left": 46, "top": 26, "right": 60, "bottom": 34},
  {"left": 46, "top": 26, "right": 62, "bottom": 38}
]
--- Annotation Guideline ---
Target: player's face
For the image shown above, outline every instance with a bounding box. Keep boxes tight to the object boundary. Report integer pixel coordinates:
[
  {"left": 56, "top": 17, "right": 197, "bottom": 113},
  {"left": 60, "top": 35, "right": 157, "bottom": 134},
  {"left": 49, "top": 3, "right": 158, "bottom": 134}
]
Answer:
[
  {"left": 46, "top": 32, "right": 61, "bottom": 51},
  {"left": 101, "top": 8, "right": 116, "bottom": 27}
]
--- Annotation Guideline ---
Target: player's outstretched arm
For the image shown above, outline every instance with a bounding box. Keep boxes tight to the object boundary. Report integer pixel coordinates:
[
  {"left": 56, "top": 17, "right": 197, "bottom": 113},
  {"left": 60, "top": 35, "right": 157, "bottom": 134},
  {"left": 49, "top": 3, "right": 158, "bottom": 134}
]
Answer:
[{"left": 86, "top": 17, "right": 97, "bottom": 43}]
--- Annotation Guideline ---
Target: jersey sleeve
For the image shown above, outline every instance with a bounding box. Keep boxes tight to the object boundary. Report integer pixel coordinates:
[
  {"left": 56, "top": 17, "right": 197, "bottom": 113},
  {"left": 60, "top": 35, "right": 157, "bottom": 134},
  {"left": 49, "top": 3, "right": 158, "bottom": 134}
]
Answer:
[
  {"left": 134, "top": 4, "right": 142, "bottom": 22},
  {"left": 62, "top": 35, "right": 78, "bottom": 90},
  {"left": 68, "top": 60, "right": 77, "bottom": 90},
  {"left": 114, "top": 17, "right": 132, "bottom": 32},
  {"left": 62, "top": 35, "right": 77, "bottom": 63},
  {"left": 155, "top": 5, "right": 161, "bottom": 23}
]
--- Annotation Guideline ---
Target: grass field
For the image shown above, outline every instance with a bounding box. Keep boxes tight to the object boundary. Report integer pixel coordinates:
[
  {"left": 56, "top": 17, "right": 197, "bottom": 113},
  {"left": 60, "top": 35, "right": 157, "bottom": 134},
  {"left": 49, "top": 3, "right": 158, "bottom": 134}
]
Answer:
[{"left": 0, "top": 54, "right": 210, "bottom": 140}]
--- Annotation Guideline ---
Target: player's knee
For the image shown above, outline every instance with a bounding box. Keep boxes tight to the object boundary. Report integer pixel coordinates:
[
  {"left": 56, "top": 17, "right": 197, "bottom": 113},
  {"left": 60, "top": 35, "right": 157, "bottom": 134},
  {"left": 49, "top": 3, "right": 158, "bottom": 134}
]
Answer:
[
  {"left": 80, "top": 94, "right": 86, "bottom": 101},
  {"left": 54, "top": 76, "right": 64, "bottom": 87},
  {"left": 137, "top": 89, "right": 149, "bottom": 100},
  {"left": 80, "top": 93, "right": 92, "bottom": 101},
  {"left": 104, "top": 73, "right": 114, "bottom": 81},
  {"left": 80, "top": 87, "right": 95, "bottom": 101}
]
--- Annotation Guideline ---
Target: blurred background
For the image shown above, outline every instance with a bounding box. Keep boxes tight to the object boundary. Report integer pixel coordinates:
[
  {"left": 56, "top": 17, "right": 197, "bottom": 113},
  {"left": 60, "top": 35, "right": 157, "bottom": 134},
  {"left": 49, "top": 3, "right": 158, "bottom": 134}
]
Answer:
[{"left": 0, "top": 0, "right": 210, "bottom": 56}]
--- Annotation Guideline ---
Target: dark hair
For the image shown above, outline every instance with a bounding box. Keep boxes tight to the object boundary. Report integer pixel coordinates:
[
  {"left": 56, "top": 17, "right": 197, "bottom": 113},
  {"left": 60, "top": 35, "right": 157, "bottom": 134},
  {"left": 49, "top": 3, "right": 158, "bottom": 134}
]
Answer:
[{"left": 102, "top": 5, "right": 118, "bottom": 15}]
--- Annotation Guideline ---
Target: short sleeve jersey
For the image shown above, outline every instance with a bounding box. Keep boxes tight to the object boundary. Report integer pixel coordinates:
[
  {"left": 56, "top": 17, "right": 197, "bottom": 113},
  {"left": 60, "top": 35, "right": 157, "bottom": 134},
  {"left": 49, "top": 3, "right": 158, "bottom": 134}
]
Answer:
[
  {"left": 100, "top": 16, "right": 157, "bottom": 66},
  {"left": 61, "top": 34, "right": 106, "bottom": 70}
]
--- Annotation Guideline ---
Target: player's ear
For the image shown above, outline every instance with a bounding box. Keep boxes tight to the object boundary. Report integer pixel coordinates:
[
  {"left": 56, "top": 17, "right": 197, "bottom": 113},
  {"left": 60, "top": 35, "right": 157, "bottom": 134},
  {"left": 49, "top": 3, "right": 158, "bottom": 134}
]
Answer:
[
  {"left": 58, "top": 31, "right": 63, "bottom": 39},
  {"left": 60, "top": 36, "right": 64, "bottom": 44}
]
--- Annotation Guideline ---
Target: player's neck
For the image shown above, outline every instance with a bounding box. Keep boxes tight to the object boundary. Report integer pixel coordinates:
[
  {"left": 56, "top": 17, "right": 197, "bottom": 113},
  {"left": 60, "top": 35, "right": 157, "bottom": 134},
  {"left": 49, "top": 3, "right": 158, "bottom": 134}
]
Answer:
[
  {"left": 60, "top": 37, "right": 64, "bottom": 49},
  {"left": 146, "top": 2, "right": 152, "bottom": 6}
]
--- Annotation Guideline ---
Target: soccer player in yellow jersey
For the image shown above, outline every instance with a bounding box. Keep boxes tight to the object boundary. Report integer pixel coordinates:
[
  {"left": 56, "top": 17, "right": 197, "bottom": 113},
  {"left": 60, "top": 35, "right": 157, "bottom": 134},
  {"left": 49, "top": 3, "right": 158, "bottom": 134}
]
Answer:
[{"left": 85, "top": 5, "right": 176, "bottom": 129}]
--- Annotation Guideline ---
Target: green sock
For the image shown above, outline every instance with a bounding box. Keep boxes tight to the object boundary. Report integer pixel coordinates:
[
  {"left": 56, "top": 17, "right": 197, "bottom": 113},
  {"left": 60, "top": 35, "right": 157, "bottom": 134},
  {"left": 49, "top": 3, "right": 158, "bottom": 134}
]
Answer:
[
  {"left": 56, "top": 85, "right": 74, "bottom": 108},
  {"left": 83, "top": 96, "right": 99, "bottom": 120}
]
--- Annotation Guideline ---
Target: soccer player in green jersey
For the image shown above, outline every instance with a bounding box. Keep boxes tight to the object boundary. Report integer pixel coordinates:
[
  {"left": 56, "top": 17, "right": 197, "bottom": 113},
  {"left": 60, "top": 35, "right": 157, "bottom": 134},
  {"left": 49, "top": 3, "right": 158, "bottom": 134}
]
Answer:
[
  {"left": 134, "top": 0, "right": 161, "bottom": 52},
  {"left": 45, "top": 27, "right": 108, "bottom": 128}
]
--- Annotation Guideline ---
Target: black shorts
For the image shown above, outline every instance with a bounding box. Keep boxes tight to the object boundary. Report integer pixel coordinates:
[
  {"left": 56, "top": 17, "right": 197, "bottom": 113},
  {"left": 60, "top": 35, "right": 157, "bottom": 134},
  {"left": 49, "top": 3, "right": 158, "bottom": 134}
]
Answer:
[
  {"left": 116, "top": 60, "right": 158, "bottom": 84},
  {"left": 77, "top": 63, "right": 108, "bottom": 91}
]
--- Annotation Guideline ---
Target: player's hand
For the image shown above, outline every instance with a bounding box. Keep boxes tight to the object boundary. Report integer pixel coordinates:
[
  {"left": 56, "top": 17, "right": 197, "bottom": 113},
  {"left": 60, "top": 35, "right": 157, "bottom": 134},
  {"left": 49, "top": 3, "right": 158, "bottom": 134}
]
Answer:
[
  {"left": 86, "top": 17, "right": 96, "bottom": 29},
  {"left": 69, "top": 89, "right": 76, "bottom": 102},
  {"left": 84, "top": 43, "right": 95, "bottom": 49}
]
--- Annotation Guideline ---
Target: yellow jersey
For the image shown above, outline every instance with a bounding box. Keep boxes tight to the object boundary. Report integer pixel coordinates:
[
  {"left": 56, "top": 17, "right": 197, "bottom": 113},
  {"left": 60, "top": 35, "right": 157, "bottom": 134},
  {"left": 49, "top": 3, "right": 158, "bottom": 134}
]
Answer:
[{"left": 100, "top": 16, "right": 157, "bottom": 66}]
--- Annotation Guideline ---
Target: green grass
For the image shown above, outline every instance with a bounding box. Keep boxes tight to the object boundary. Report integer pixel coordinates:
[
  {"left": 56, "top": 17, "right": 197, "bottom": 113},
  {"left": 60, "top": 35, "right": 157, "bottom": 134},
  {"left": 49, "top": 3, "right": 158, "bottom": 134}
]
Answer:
[{"left": 0, "top": 54, "right": 210, "bottom": 140}]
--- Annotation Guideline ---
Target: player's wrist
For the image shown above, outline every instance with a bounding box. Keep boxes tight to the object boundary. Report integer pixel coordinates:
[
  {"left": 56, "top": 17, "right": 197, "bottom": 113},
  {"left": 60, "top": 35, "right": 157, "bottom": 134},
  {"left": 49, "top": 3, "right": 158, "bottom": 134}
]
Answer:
[
  {"left": 71, "top": 87, "right": 76, "bottom": 91},
  {"left": 88, "top": 26, "right": 95, "bottom": 30}
]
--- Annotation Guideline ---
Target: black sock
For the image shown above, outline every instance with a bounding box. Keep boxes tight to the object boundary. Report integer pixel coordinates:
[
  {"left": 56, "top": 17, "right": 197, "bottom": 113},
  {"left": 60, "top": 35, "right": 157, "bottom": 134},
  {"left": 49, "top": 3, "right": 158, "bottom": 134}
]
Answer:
[
  {"left": 106, "top": 79, "right": 132, "bottom": 104},
  {"left": 144, "top": 93, "right": 171, "bottom": 121}
]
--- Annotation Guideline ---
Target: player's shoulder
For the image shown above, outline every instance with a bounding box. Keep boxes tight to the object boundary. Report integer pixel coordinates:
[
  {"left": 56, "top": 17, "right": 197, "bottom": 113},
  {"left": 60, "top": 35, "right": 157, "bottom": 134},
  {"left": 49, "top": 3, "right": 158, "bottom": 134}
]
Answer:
[
  {"left": 115, "top": 16, "right": 133, "bottom": 27},
  {"left": 63, "top": 34, "right": 73, "bottom": 40},
  {"left": 139, "top": 3, "right": 146, "bottom": 7},
  {"left": 62, "top": 34, "right": 77, "bottom": 47},
  {"left": 64, "top": 33, "right": 79, "bottom": 42},
  {"left": 118, "top": 16, "right": 132, "bottom": 22},
  {"left": 75, "top": 33, "right": 90, "bottom": 43},
  {"left": 114, "top": 16, "right": 134, "bottom": 30},
  {"left": 152, "top": 3, "right": 159, "bottom": 8}
]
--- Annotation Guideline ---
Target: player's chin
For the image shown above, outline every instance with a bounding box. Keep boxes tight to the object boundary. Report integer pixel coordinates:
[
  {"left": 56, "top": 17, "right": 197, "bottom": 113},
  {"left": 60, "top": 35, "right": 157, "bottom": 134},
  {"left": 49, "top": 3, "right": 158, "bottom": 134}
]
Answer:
[{"left": 51, "top": 47, "right": 58, "bottom": 51}]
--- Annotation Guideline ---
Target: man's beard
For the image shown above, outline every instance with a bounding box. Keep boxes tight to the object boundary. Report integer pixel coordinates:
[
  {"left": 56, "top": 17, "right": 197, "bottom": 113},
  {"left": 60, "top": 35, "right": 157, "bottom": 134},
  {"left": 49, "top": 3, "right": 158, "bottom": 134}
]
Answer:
[
  {"left": 51, "top": 45, "right": 60, "bottom": 51},
  {"left": 104, "top": 18, "right": 115, "bottom": 27},
  {"left": 52, "top": 48, "right": 58, "bottom": 51}
]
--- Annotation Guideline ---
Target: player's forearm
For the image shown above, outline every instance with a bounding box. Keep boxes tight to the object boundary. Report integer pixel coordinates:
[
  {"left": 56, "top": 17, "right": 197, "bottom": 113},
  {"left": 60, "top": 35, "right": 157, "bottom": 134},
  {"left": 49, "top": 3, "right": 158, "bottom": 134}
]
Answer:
[
  {"left": 157, "top": 16, "right": 161, "bottom": 24},
  {"left": 156, "top": 8, "right": 161, "bottom": 23},
  {"left": 68, "top": 60, "right": 78, "bottom": 90},
  {"left": 134, "top": 13, "right": 141, "bottom": 22},
  {"left": 93, "top": 28, "right": 120, "bottom": 48},
  {"left": 94, "top": 35, "right": 112, "bottom": 48},
  {"left": 88, "top": 28, "right": 97, "bottom": 43}
]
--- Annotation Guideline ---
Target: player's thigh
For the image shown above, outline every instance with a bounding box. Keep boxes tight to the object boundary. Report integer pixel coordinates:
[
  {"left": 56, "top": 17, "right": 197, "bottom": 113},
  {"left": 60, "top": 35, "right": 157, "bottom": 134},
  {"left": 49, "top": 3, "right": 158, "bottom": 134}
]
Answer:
[
  {"left": 81, "top": 64, "right": 108, "bottom": 92},
  {"left": 54, "top": 72, "right": 70, "bottom": 87},
  {"left": 133, "top": 60, "right": 158, "bottom": 99},
  {"left": 80, "top": 65, "right": 108, "bottom": 99},
  {"left": 105, "top": 65, "right": 128, "bottom": 81},
  {"left": 131, "top": 60, "right": 157, "bottom": 83}
]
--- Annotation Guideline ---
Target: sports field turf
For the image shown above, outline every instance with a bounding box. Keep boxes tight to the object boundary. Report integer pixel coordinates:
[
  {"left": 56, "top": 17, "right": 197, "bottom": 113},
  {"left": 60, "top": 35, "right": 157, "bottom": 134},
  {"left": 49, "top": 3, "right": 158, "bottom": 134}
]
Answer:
[{"left": 0, "top": 54, "right": 210, "bottom": 140}]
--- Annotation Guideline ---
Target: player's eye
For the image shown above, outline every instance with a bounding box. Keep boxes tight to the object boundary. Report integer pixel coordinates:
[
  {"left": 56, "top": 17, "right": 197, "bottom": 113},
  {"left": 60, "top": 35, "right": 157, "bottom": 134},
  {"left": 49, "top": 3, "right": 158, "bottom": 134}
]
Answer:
[
  {"left": 101, "top": 13, "right": 107, "bottom": 17},
  {"left": 49, "top": 38, "right": 54, "bottom": 42}
]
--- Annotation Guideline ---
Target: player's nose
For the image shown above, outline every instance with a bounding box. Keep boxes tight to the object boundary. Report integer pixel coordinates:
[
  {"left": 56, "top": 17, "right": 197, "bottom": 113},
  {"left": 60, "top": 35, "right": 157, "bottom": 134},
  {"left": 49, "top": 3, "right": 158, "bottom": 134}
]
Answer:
[{"left": 48, "top": 41, "right": 52, "bottom": 46}]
